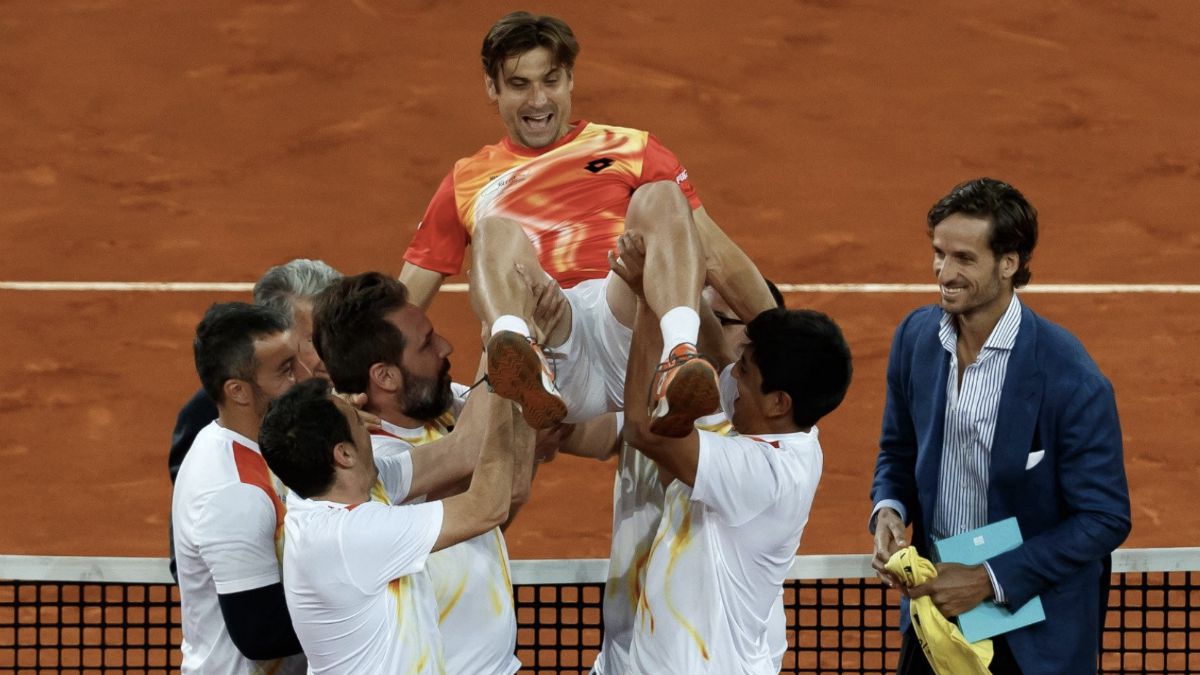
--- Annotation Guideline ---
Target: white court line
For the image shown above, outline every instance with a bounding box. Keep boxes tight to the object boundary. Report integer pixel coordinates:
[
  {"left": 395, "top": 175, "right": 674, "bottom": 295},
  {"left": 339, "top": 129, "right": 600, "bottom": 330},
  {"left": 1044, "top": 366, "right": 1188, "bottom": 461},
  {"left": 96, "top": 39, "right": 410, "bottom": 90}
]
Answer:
[{"left": 2, "top": 281, "right": 1200, "bottom": 294}]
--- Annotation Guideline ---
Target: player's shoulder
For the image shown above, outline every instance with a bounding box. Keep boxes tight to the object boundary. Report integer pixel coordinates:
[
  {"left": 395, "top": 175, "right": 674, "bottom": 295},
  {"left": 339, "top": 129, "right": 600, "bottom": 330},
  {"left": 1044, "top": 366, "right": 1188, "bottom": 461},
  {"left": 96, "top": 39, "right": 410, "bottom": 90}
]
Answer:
[
  {"left": 775, "top": 428, "right": 822, "bottom": 458},
  {"left": 1023, "top": 305, "right": 1110, "bottom": 389},
  {"left": 579, "top": 121, "right": 650, "bottom": 138},
  {"left": 721, "top": 429, "right": 821, "bottom": 462},
  {"left": 370, "top": 430, "right": 416, "bottom": 456},
  {"left": 453, "top": 134, "right": 517, "bottom": 171},
  {"left": 176, "top": 423, "right": 248, "bottom": 488}
]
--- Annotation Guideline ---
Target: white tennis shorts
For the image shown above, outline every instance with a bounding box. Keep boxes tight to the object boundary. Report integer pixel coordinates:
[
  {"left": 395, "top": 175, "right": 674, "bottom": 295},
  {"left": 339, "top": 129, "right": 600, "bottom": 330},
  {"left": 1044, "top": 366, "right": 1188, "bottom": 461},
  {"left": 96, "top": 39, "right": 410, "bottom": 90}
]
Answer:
[{"left": 554, "top": 273, "right": 632, "bottom": 423}]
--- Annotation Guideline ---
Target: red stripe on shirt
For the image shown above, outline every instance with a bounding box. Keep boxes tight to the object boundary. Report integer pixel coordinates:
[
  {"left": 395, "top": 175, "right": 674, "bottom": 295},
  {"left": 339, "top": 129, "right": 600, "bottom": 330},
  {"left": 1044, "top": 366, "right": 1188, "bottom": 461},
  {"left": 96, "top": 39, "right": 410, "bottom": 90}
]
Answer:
[{"left": 232, "top": 441, "right": 285, "bottom": 529}]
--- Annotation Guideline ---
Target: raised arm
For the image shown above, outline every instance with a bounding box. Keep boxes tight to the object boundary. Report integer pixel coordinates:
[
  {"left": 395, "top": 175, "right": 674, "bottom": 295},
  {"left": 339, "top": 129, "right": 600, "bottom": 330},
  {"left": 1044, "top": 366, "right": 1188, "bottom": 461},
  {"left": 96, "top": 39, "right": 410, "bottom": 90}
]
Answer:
[
  {"left": 609, "top": 231, "right": 701, "bottom": 484},
  {"left": 504, "top": 410, "right": 537, "bottom": 528},
  {"left": 692, "top": 207, "right": 776, "bottom": 323},
  {"left": 622, "top": 298, "right": 703, "bottom": 486},
  {"left": 433, "top": 392, "right": 516, "bottom": 551},
  {"left": 399, "top": 262, "right": 447, "bottom": 312},
  {"left": 405, "top": 356, "right": 492, "bottom": 498}
]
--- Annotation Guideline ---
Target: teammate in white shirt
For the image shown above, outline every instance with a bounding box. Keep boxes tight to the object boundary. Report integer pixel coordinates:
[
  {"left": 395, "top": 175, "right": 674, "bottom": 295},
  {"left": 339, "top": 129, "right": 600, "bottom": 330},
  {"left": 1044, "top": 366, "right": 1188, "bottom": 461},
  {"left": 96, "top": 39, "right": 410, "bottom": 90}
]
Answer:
[
  {"left": 585, "top": 278, "right": 789, "bottom": 675},
  {"left": 311, "top": 272, "right": 525, "bottom": 675},
  {"left": 259, "top": 373, "right": 529, "bottom": 675},
  {"left": 172, "top": 302, "right": 307, "bottom": 675},
  {"left": 610, "top": 233, "right": 854, "bottom": 674}
]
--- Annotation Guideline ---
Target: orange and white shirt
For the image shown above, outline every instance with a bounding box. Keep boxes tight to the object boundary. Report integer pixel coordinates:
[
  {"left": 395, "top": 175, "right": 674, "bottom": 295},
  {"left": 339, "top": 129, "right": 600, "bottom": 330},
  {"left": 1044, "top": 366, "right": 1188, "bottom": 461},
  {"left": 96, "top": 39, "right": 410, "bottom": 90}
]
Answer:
[
  {"left": 628, "top": 429, "right": 823, "bottom": 675},
  {"left": 172, "top": 422, "right": 306, "bottom": 675},
  {"left": 282, "top": 453, "right": 446, "bottom": 674},
  {"left": 404, "top": 121, "right": 701, "bottom": 289},
  {"left": 369, "top": 386, "right": 520, "bottom": 675}
]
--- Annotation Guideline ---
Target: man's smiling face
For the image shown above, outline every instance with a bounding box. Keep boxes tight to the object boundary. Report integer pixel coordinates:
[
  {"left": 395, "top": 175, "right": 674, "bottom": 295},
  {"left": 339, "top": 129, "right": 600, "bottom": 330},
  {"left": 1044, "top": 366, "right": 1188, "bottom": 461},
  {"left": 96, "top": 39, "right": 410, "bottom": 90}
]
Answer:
[{"left": 487, "top": 45, "right": 573, "bottom": 149}]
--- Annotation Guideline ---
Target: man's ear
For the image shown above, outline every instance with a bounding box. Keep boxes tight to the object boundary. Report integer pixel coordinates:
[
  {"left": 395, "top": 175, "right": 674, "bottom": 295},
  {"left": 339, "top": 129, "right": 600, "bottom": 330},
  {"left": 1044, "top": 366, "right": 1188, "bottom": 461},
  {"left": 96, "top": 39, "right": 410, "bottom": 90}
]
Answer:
[
  {"left": 223, "top": 378, "right": 253, "bottom": 407},
  {"left": 999, "top": 251, "right": 1019, "bottom": 281},
  {"left": 369, "top": 362, "right": 399, "bottom": 393},
  {"left": 766, "top": 389, "right": 793, "bottom": 422},
  {"left": 485, "top": 74, "right": 499, "bottom": 102},
  {"left": 331, "top": 441, "right": 357, "bottom": 470}
]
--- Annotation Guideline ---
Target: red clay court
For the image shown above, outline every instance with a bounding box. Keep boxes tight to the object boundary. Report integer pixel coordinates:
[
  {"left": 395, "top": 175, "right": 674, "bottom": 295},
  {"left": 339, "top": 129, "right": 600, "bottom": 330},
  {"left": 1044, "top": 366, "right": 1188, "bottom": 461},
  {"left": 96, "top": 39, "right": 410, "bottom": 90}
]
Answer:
[{"left": 1, "top": 0, "right": 1198, "bottom": 567}]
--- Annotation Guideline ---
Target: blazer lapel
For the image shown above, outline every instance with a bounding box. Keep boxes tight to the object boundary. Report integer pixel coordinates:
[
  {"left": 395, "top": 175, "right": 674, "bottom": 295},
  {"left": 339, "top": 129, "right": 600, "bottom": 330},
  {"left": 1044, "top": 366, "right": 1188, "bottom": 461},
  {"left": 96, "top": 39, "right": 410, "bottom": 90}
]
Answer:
[
  {"left": 914, "top": 311, "right": 950, "bottom": 536},
  {"left": 989, "top": 306, "right": 1044, "bottom": 519}
]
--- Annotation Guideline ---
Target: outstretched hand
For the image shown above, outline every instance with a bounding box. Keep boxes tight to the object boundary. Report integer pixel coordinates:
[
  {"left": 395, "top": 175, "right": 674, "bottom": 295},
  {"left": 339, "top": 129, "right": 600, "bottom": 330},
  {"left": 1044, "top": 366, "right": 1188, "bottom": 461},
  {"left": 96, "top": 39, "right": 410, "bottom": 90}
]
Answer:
[
  {"left": 515, "top": 263, "right": 571, "bottom": 348},
  {"left": 608, "top": 231, "right": 647, "bottom": 297}
]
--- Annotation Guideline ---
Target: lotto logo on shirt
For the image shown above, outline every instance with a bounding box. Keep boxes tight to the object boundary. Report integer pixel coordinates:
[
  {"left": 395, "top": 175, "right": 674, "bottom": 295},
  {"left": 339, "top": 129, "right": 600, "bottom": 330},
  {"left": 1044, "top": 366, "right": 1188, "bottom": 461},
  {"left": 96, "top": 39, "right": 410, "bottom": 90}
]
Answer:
[
  {"left": 585, "top": 158, "right": 615, "bottom": 173},
  {"left": 675, "top": 169, "right": 689, "bottom": 184}
]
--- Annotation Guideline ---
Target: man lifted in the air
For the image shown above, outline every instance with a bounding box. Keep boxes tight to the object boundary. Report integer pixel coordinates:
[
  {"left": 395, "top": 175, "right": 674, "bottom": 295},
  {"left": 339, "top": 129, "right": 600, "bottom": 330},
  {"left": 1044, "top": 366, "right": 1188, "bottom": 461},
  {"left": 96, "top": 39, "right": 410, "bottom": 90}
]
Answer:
[{"left": 400, "top": 11, "right": 777, "bottom": 436}]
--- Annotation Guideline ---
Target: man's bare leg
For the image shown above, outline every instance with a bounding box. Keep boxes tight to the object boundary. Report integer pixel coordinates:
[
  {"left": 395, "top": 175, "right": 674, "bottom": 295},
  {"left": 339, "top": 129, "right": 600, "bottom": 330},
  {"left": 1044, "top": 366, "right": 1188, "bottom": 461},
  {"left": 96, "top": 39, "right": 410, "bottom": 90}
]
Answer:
[
  {"left": 471, "top": 215, "right": 568, "bottom": 429},
  {"left": 624, "top": 182, "right": 706, "bottom": 359},
  {"left": 609, "top": 185, "right": 721, "bottom": 436}
]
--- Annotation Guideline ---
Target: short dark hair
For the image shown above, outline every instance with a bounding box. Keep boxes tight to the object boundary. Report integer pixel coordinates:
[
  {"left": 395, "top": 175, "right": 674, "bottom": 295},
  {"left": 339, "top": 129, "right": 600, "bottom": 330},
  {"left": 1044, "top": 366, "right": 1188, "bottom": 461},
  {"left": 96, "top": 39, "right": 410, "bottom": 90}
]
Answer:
[
  {"left": 259, "top": 378, "right": 352, "bottom": 499},
  {"left": 745, "top": 308, "right": 852, "bottom": 429},
  {"left": 482, "top": 12, "right": 579, "bottom": 84},
  {"left": 193, "top": 303, "right": 291, "bottom": 404},
  {"left": 313, "top": 272, "right": 410, "bottom": 394},
  {"left": 927, "top": 178, "right": 1039, "bottom": 288}
]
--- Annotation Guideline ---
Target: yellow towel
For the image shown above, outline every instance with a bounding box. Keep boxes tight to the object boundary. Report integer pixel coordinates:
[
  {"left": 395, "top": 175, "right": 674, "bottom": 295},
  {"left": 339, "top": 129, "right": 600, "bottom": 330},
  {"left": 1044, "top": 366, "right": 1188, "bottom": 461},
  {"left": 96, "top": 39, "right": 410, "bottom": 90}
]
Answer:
[{"left": 885, "top": 546, "right": 993, "bottom": 675}]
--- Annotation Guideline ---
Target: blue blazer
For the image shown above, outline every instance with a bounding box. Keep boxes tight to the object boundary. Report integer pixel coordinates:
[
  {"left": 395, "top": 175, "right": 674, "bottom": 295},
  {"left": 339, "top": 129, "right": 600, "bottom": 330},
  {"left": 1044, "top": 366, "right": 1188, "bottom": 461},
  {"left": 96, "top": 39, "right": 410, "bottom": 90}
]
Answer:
[{"left": 871, "top": 303, "right": 1131, "bottom": 675}]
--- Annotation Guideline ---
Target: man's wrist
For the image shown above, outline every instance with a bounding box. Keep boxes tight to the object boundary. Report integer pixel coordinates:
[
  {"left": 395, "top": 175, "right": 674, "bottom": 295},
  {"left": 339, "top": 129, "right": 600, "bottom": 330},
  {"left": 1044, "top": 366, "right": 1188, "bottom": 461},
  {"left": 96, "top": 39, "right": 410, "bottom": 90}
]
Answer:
[
  {"left": 981, "top": 561, "right": 1005, "bottom": 604},
  {"left": 868, "top": 500, "right": 907, "bottom": 534}
]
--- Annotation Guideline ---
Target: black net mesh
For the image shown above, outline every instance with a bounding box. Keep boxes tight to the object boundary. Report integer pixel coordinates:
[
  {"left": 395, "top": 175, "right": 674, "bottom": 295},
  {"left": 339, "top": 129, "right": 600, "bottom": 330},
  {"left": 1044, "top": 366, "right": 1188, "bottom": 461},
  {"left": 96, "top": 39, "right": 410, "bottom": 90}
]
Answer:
[{"left": 1, "top": 566, "right": 1196, "bottom": 674}]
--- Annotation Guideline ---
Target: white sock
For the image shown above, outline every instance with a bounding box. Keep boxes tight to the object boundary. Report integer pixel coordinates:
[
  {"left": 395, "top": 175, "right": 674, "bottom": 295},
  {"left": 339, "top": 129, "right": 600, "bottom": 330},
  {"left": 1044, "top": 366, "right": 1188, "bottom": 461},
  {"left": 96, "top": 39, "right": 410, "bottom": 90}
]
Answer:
[
  {"left": 659, "top": 306, "right": 700, "bottom": 361},
  {"left": 491, "top": 314, "right": 531, "bottom": 338}
]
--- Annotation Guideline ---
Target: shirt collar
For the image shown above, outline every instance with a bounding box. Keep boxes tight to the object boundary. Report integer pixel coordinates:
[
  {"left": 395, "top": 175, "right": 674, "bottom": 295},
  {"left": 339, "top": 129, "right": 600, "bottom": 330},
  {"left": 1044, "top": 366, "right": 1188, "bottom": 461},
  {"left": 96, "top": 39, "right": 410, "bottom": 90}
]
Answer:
[
  {"left": 939, "top": 292, "right": 1022, "bottom": 355},
  {"left": 286, "top": 490, "right": 360, "bottom": 512},
  {"left": 214, "top": 421, "right": 260, "bottom": 452},
  {"left": 376, "top": 418, "right": 426, "bottom": 439},
  {"left": 745, "top": 428, "right": 818, "bottom": 443}
]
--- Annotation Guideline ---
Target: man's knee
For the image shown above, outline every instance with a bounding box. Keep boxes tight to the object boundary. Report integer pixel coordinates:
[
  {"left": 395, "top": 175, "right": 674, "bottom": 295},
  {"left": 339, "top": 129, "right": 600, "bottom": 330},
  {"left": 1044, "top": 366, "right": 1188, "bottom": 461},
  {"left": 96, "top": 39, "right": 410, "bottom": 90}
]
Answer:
[{"left": 627, "top": 181, "right": 691, "bottom": 232}]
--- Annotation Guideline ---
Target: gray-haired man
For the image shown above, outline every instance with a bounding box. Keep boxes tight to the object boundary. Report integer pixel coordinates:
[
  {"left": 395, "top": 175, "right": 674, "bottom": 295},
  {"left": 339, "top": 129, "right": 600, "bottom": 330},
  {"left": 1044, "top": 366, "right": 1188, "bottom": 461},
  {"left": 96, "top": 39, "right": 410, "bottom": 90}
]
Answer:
[{"left": 168, "top": 258, "right": 341, "bottom": 579}]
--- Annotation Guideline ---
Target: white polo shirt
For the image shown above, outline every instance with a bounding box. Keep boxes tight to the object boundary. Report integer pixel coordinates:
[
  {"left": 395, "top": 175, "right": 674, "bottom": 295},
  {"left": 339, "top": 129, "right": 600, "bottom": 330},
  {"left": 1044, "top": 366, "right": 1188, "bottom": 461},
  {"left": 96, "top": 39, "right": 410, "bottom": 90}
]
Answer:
[
  {"left": 282, "top": 453, "right": 446, "bottom": 674},
  {"left": 172, "top": 422, "right": 306, "bottom": 675},
  {"left": 370, "top": 400, "right": 521, "bottom": 675},
  {"left": 628, "top": 428, "right": 822, "bottom": 675}
]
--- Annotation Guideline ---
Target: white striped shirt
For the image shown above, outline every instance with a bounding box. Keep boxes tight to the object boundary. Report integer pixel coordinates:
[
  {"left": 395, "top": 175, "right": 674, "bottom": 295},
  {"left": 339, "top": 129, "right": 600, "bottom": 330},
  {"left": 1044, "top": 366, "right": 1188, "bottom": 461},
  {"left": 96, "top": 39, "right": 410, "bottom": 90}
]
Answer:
[{"left": 932, "top": 293, "right": 1021, "bottom": 602}]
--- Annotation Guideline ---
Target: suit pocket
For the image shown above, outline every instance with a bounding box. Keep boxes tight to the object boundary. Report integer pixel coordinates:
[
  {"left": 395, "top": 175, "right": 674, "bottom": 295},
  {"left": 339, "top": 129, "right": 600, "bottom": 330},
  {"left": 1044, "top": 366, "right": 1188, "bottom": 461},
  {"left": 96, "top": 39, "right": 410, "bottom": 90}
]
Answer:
[{"left": 1025, "top": 449, "right": 1046, "bottom": 470}]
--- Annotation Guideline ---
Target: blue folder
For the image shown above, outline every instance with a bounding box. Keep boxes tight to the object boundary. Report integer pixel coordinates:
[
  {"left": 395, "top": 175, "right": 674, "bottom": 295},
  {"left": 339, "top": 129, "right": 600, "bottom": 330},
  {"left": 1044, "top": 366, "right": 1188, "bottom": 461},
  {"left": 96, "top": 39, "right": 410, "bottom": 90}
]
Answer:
[{"left": 932, "top": 517, "right": 1045, "bottom": 643}]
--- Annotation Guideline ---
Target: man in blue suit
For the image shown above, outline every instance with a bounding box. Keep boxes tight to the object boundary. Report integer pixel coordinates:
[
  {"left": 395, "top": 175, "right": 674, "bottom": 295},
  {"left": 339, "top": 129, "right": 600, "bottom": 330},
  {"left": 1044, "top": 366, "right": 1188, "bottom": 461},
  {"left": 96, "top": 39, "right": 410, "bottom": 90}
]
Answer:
[{"left": 869, "top": 178, "right": 1131, "bottom": 674}]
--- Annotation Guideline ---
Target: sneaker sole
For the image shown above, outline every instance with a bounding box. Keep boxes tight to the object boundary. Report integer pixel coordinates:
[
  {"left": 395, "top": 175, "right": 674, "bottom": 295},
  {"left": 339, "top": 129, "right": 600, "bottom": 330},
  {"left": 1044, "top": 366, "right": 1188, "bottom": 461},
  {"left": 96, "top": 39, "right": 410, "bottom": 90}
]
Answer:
[
  {"left": 648, "top": 360, "right": 720, "bottom": 438},
  {"left": 486, "top": 331, "right": 568, "bottom": 430}
]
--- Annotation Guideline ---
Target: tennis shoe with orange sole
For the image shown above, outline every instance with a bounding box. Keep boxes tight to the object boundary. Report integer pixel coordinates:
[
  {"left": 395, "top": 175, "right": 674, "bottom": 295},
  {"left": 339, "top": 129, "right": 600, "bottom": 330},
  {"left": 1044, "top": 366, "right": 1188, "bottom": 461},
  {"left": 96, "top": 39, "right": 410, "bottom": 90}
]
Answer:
[
  {"left": 648, "top": 343, "right": 720, "bottom": 438},
  {"left": 486, "top": 331, "right": 568, "bottom": 430}
]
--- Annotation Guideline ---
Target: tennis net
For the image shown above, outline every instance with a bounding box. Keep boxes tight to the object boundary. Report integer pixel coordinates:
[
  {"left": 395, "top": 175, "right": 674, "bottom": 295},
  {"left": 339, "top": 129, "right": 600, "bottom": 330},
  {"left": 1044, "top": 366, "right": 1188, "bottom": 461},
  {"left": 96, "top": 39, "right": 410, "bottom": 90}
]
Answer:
[{"left": 1, "top": 548, "right": 1196, "bottom": 673}]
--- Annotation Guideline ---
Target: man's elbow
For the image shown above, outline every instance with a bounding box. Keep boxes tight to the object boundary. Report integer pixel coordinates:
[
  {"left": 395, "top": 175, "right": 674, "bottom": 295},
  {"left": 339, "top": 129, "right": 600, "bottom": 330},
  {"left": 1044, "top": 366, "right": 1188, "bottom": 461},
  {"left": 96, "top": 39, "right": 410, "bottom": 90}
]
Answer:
[
  {"left": 510, "top": 478, "right": 531, "bottom": 510},
  {"left": 480, "top": 489, "right": 512, "bottom": 532},
  {"left": 231, "top": 635, "right": 283, "bottom": 662},
  {"left": 622, "top": 422, "right": 665, "bottom": 460},
  {"left": 1098, "top": 508, "right": 1133, "bottom": 550}
]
